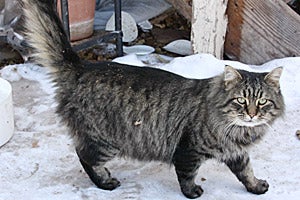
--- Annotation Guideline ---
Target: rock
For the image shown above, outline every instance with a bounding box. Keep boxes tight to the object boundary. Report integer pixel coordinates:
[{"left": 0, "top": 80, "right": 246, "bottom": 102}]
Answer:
[
  {"left": 105, "top": 11, "right": 138, "bottom": 43},
  {"left": 296, "top": 130, "right": 300, "bottom": 140}
]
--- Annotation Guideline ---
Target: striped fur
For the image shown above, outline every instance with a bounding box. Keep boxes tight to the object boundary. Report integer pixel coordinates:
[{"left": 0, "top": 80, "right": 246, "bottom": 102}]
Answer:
[{"left": 21, "top": 0, "right": 285, "bottom": 198}]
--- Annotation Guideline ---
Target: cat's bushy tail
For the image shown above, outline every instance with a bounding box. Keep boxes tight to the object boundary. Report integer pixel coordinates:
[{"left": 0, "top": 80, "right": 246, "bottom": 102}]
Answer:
[{"left": 22, "top": 0, "right": 80, "bottom": 71}]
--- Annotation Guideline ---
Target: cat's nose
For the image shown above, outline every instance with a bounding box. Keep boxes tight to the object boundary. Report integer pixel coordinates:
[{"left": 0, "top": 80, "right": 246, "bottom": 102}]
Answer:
[
  {"left": 247, "top": 104, "right": 257, "bottom": 119},
  {"left": 247, "top": 109, "right": 257, "bottom": 119},
  {"left": 249, "top": 113, "right": 256, "bottom": 119}
]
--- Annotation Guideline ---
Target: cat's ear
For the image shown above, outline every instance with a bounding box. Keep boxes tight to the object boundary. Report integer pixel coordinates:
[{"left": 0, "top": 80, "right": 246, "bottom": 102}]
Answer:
[
  {"left": 224, "top": 65, "right": 242, "bottom": 90},
  {"left": 264, "top": 67, "right": 283, "bottom": 90}
]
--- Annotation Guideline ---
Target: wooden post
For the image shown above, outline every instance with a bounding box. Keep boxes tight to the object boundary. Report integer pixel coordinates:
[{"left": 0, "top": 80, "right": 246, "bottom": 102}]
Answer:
[{"left": 191, "top": 0, "right": 228, "bottom": 59}]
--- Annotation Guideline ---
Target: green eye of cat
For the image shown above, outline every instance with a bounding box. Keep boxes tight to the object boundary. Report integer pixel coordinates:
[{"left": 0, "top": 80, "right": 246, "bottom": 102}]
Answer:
[
  {"left": 237, "top": 97, "right": 246, "bottom": 104},
  {"left": 257, "top": 98, "right": 267, "bottom": 105}
]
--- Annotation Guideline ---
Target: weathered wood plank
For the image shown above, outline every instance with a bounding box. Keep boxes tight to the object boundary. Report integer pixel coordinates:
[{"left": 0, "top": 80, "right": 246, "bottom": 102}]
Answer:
[
  {"left": 165, "top": 0, "right": 192, "bottom": 21},
  {"left": 225, "top": 0, "right": 300, "bottom": 64},
  {"left": 191, "top": 0, "right": 228, "bottom": 59}
]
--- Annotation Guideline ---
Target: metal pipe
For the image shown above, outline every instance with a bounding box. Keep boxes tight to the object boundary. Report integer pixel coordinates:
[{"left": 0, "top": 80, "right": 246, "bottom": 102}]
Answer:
[
  {"left": 53, "top": 0, "right": 57, "bottom": 12},
  {"left": 73, "top": 32, "right": 119, "bottom": 52},
  {"left": 114, "top": 0, "right": 123, "bottom": 56},
  {"left": 60, "top": 0, "right": 70, "bottom": 41}
]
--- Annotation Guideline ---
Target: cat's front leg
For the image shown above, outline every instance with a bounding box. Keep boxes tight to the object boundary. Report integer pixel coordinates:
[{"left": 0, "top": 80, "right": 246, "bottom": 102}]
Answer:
[
  {"left": 173, "top": 148, "right": 203, "bottom": 199},
  {"left": 224, "top": 154, "right": 269, "bottom": 194}
]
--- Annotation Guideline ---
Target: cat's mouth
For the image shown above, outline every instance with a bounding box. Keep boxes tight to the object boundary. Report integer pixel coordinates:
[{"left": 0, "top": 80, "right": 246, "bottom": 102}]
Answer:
[{"left": 236, "top": 116, "right": 265, "bottom": 127}]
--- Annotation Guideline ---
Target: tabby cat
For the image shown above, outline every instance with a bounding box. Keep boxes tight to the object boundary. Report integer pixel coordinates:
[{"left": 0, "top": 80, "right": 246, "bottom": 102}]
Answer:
[{"left": 22, "top": 0, "right": 285, "bottom": 198}]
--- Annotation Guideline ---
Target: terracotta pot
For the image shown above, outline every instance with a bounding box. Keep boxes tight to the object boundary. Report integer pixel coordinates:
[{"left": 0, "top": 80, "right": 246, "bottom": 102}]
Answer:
[{"left": 58, "top": 0, "right": 96, "bottom": 41}]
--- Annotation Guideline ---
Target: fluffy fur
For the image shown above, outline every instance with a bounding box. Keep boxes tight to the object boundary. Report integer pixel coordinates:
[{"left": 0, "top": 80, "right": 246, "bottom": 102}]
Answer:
[{"left": 21, "top": 0, "right": 285, "bottom": 198}]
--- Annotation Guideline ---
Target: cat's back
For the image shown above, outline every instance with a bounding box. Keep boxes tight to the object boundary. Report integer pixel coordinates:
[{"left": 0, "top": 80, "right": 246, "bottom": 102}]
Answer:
[{"left": 81, "top": 61, "right": 187, "bottom": 85}]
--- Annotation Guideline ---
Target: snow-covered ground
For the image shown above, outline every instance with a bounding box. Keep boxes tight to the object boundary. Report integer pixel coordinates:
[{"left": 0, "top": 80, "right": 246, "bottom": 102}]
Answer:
[{"left": 0, "top": 53, "right": 299, "bottom": 200}]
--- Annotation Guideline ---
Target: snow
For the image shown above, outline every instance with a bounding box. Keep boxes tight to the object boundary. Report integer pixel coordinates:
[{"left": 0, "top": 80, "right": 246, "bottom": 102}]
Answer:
[{"left": 0, "top": 53, "right": 300, "bottom": 200}]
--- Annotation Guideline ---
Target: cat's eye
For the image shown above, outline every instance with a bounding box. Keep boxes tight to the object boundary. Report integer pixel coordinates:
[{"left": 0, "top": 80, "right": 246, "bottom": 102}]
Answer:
[
  {"left": 257, "top": 98, "right": 267, "bottom": 105},
  {"left": 237, "top": 97, "right": 246, "bottom": 104}
]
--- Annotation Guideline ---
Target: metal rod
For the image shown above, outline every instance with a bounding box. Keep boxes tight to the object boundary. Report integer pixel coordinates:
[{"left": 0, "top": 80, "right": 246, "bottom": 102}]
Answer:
[
  {"left": 53, "top": 0, "right": 57, "bottom": 12},
  {"left": 60, "top": 0, "right": 70, "bottom": 41},
  {"left": 114, "top": 0, "right": 123, "bottom": 56},
  {"left": 73, "top": 32, "right": 120, "bottom": 52}
]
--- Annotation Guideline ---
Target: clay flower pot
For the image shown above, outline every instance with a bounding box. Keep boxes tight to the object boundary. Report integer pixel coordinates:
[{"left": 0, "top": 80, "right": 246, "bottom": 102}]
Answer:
[{"left": 58, "top": 0, "right": 96, "bottom": 41}]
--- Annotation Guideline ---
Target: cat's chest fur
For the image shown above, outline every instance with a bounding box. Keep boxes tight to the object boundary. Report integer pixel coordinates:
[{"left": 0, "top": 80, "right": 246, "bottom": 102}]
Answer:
[{"left": 175, "top": 117, "right": 268, "bottom": 162}]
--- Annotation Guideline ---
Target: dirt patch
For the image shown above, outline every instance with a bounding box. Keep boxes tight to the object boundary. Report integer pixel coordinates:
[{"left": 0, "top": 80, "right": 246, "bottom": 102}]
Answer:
[{"left": 0, "top": 43, "right": 24, "bottom": 68}]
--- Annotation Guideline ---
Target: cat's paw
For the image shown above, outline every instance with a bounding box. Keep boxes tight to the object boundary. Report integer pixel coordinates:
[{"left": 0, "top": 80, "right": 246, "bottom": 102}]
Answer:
[
  {"left": 181, "top": 184, "right": 204, "bottom": 199},
  {"left": 246, "top": 179, "right": 269, "bottom": 195},
  {"left": 96, "top": 178, "right": 121, "bottom": 191}
]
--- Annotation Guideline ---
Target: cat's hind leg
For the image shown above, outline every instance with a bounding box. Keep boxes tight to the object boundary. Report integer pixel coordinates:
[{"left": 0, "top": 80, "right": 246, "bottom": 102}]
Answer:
[{"left": 76, "top": 140, "right": 121, "bottom": 190}]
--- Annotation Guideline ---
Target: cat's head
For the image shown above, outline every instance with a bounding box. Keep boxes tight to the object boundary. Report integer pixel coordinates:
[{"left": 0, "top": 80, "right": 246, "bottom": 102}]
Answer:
[{"left": 219, "top": 65, "right": 285, "bottom": 128}]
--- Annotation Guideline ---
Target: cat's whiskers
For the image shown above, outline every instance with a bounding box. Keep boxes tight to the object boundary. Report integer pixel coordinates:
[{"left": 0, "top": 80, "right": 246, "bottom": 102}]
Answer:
[{"left": 260, "top": 117, "right": 279, "bottom": 137}]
